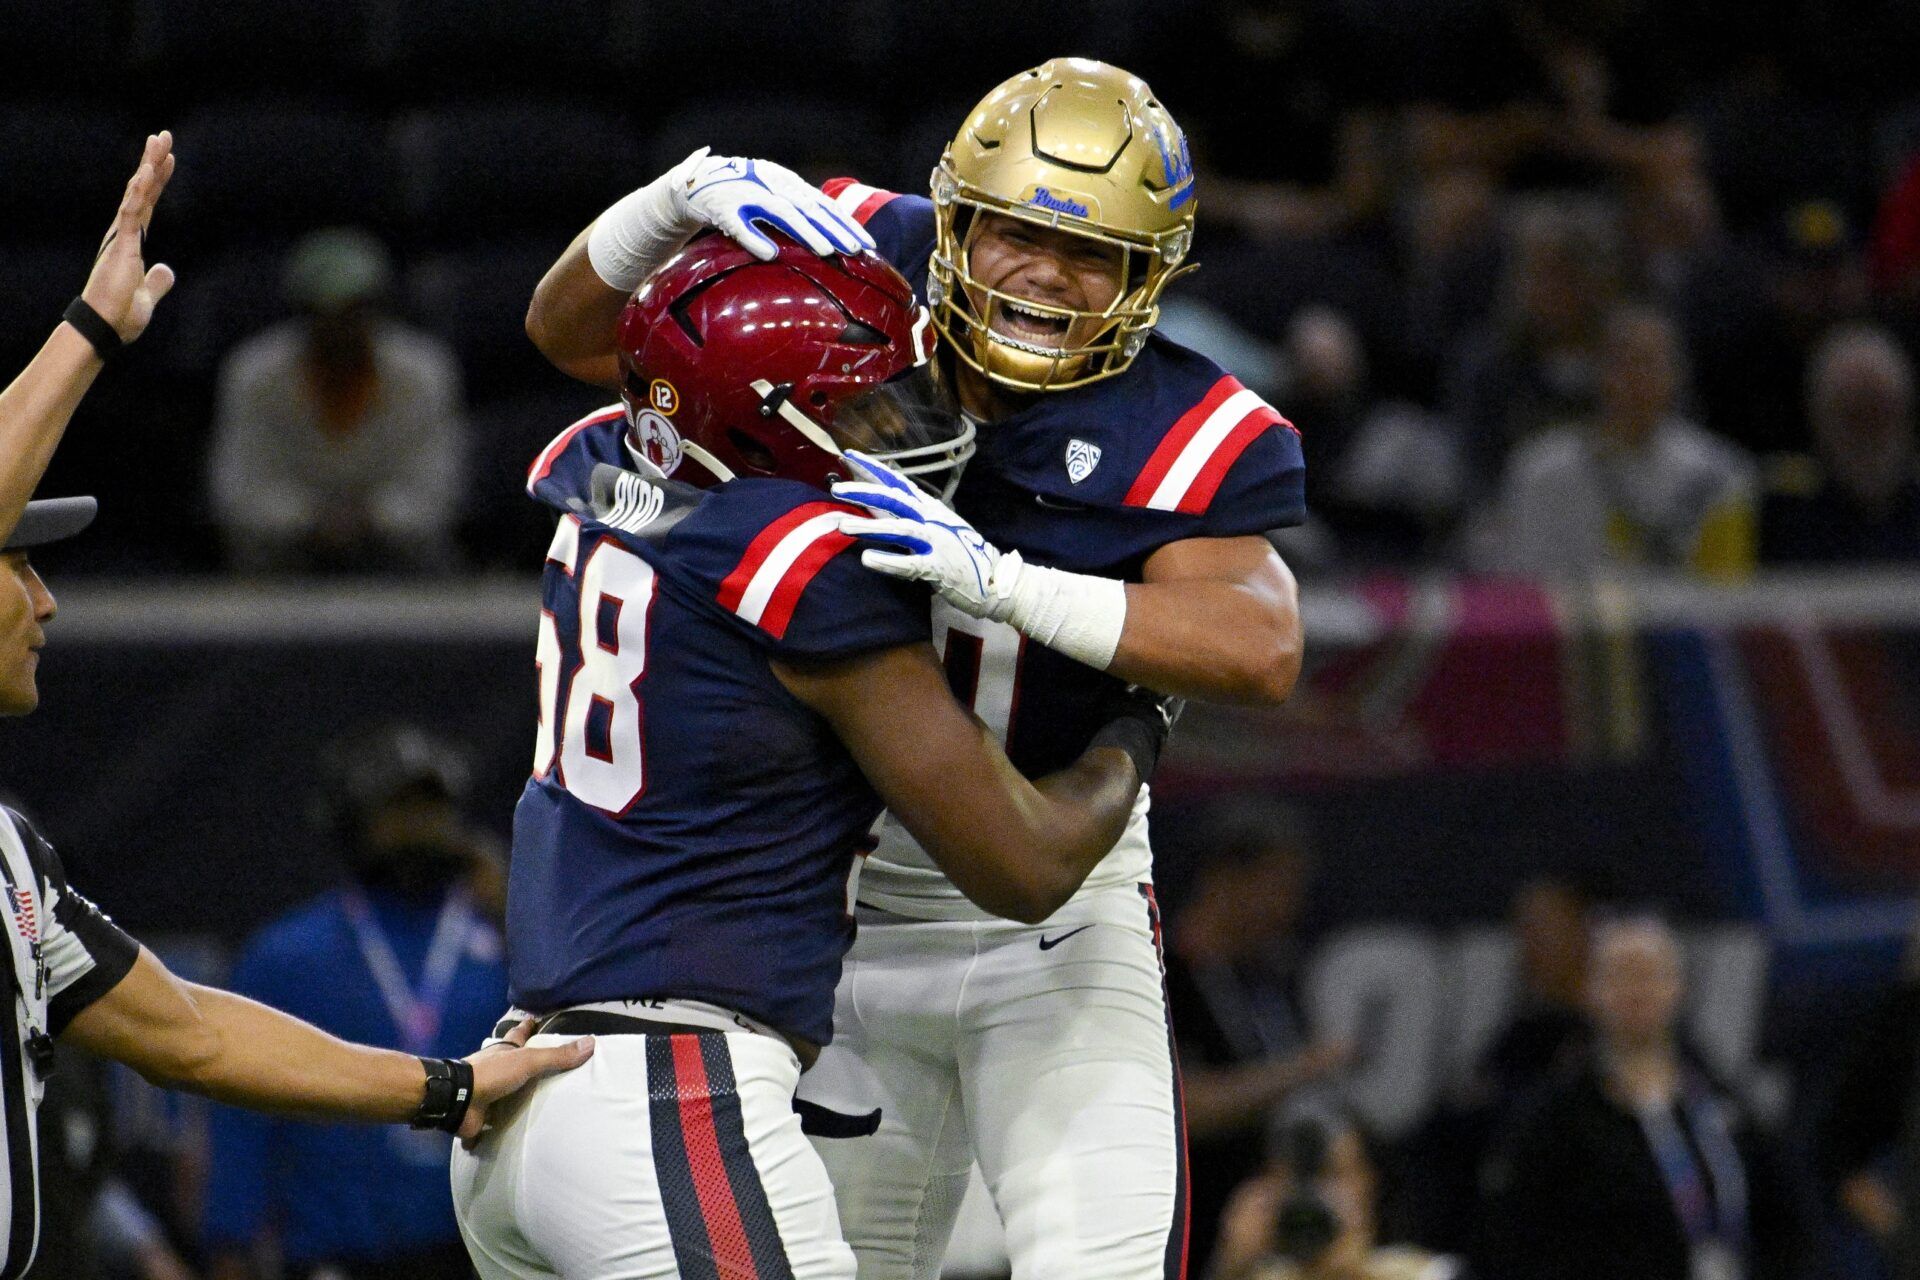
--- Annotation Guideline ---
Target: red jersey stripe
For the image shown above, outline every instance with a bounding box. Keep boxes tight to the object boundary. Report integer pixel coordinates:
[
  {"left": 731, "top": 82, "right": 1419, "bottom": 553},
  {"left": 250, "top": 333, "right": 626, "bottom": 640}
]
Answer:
[
  {"left": 1123, "top": 375, "right": 1244, "bottom": 506},
  {"left": 668, "top": 1036, "right": 762, "bottom": 1280},
  {"left": 852, "top": 190, "right": 897, "bottom": 224},
  {"left": 715, "top": 502, "right": 843, "bottom": 612},
  {"left": 716, "top": 501, "right": 864, "bottom": 638},
  {"left": 823, "top": 176, "right": 902, "bottom": 226},
  {"left": 1176, "top": 406, "right": 1288, "bottom": 515},
  {"left": 756, "top": 527, "right": 857, "bottom": 639}
]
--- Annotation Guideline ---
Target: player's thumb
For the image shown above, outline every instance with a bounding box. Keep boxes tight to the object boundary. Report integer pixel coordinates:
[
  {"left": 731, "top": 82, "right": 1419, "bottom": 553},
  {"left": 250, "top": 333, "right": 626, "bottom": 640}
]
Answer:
[
  {"left": 725, "top": 216, "right": 779, "bottom": 262},
  {"left": 146, "top": 262, "right": 176, "bottom": 302}
]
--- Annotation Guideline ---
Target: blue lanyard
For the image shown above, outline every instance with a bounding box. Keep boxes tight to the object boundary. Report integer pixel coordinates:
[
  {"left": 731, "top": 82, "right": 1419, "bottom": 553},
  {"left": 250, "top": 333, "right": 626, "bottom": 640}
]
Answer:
[
  {"left": 340, "top": 887, "right": 473, "bottom": 1058},
  {"left": 1635, "top": 1080, "right": 1749, "bottom": 1248}
]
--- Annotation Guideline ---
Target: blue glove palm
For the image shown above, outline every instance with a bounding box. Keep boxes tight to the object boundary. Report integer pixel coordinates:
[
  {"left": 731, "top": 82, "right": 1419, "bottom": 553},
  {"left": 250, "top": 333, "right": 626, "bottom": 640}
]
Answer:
[{"left": 832, "top": 452, "right": 1021, "bottom": 620}]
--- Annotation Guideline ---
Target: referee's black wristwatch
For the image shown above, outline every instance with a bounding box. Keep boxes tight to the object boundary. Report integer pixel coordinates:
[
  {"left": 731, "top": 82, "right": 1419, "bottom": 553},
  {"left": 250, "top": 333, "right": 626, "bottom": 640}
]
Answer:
[{"left": 411, "top": 1056, "right": 476, "bottom": 1133}]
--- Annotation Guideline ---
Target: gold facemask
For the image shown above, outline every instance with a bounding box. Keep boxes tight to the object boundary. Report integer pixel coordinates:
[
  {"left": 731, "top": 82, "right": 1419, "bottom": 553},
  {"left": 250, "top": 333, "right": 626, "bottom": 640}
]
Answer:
[{"left": 929, "top": 57, "right": 1198, "bottom": 393}]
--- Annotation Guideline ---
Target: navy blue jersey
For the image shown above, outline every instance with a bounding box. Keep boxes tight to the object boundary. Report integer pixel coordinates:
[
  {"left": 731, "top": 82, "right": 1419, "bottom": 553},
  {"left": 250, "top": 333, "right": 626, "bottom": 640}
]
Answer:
[
  {"left": 824, "top": 179, "right": 1307, "bottom": 775},
  {"left": 509, "top": 407, "right": 931, "bottom": 1044}
]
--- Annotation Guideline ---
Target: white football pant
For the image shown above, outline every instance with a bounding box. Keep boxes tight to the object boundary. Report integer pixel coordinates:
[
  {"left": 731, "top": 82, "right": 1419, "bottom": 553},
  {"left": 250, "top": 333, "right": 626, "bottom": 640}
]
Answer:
[
  {"left": 796, "top": 883, "right": 1189, "bottom": 1280},
  {"left": 451, "top": 1029, "right": 855, "bottom": 1280}
]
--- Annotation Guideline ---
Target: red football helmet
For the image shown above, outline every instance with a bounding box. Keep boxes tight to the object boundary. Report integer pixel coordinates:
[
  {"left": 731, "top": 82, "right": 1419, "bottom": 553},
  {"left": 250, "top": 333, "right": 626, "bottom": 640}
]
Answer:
[{"left": 614, "top": 232, "right": 973, "bottom": 496}]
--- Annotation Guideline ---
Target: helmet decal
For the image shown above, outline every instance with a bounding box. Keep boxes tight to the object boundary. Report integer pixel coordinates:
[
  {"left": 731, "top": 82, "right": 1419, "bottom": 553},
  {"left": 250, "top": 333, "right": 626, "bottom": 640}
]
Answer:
[
  {"left": 1153, "top": 128, "right": 1196, "bottom": 210},
  {"left": 1024, "top": 186, "right": 1093, "bottom": 219},
  {"left": 629, "top": 408, "right": 685, "bottom": 476}
]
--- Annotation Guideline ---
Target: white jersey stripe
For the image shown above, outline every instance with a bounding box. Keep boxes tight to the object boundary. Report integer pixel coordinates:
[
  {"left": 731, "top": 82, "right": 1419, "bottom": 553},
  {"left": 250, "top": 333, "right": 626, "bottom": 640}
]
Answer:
[
  {"left": 829, "top": 182, "right": 881, "bottom": 219},
  {"left": 1143, "top": 387, "right": 1265, "bottom": 512},
  {"left": 729, "top": 513, "right": 846, "bottom": 627}
]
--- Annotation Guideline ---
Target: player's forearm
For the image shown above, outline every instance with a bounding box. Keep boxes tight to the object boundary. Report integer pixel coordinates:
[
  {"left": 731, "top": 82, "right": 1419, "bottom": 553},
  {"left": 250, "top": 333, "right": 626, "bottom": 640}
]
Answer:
[
  {"left": 525, "top": 226, "right": 627, "bottom": 389},
  {"left": 912, "top": 741, "right": 1138, "bottom": 925},
  {"left": 1110, "top": 575, "right": 1301, "bottom": 706},
  {"left": 1017, "top": 746, "right": 1143, "bottom": 910},
  {"left": 0, "top": 323, "right": 104, "bottom": 542}
]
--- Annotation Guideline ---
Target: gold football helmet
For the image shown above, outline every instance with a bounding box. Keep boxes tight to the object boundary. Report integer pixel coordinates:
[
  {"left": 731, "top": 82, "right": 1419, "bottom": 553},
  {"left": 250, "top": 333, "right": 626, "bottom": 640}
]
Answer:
[{"left": 929, "top": 58, "right": 1198, "bottom": 393}]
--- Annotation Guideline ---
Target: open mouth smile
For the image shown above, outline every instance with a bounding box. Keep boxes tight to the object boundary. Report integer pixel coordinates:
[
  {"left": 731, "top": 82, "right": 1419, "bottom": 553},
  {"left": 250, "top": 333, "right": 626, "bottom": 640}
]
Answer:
[{"left": 992, "top": 299, "right": 1073, "bottom": 350}]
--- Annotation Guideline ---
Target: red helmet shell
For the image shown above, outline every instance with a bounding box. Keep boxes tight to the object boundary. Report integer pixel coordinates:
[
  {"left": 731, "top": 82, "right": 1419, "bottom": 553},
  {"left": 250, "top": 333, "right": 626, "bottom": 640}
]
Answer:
[{"left": 615, "top": 232, "right": 934, "bottom": 490}]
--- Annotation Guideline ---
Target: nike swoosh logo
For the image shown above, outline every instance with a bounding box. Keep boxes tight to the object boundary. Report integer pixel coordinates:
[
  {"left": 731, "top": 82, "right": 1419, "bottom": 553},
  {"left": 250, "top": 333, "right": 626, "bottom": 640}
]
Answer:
[
  {"left": 1033, "top": 493, "right": 1092, "bottom": 511},
  {"left": 1038, "top": 925, "right": 1094, "bottom": 951}
]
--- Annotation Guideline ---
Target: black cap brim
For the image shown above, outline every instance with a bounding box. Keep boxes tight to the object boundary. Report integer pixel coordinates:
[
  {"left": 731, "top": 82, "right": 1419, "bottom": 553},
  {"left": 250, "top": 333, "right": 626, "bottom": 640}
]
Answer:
[{"left": 4, "top": 497, "right": 97, "bottom": 551}]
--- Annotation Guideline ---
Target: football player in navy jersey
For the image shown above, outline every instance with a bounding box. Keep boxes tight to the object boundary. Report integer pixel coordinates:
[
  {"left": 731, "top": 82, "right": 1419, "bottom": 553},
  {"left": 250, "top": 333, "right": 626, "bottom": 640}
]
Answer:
[
  {"left": 523, "top": 59, "right": 1305, "bottom": 1280},
  {"left": 450, "top": 233, "right": 1172, "bottom": 1280}
]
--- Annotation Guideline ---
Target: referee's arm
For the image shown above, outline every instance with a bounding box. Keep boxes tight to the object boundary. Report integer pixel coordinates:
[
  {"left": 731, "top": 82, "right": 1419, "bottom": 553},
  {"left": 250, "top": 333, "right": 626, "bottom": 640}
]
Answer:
[
  {"left": 62, "top": 947, "right": 592, "bottom": 1139},
  {"left": 0, "top": 132, "right": 175, "bottom": 545},
  {"left": 7, "top": 802, "right": 591, "bottom": 1140}
]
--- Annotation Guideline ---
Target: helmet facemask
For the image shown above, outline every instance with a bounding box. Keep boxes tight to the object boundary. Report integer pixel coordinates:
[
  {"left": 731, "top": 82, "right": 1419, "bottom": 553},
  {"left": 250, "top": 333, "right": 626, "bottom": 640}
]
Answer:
[
  {"left": 751, "top": 360, "right": 975, "bottom": 501},
  {"left": 932, "top": 184, "right": 1181, "bottom": 393}
]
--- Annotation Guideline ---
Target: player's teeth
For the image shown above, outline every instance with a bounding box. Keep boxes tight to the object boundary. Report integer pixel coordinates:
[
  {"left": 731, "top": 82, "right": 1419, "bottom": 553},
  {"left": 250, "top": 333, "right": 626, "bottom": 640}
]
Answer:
[{"left": 1004, "top": 303, "right": 1062, "bottom": 327}]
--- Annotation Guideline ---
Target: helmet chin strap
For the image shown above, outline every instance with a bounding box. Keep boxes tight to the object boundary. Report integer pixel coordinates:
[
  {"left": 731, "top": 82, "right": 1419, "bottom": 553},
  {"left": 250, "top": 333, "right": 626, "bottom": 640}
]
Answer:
[
  {"left": 680, "top": 440, "right": 735, "bottom": 482},
  {"left": 750, "top": 379, "right": 844, "bottom": 457}
]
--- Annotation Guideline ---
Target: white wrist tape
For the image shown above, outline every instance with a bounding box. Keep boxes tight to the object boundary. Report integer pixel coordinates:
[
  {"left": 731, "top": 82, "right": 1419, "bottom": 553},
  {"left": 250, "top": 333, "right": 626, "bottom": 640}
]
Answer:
[
  {"left": 1001, "top": 560, "right": 1128, "bottom": 671},
  {"left": 585, "top": 150, "right": 706, "bottom": 291}
]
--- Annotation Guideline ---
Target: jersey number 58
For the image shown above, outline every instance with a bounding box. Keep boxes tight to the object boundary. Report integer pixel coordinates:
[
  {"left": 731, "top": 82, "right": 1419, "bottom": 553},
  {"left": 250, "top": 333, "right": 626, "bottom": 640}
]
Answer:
[{"left": 533, "top": 515, "right": 657, "bottom": 814}]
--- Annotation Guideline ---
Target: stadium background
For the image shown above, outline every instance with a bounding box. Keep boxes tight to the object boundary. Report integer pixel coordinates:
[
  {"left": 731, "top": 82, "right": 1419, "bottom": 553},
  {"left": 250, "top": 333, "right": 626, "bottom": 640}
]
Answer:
[{"left": 3, "top": 0, "right": 1919, "bottom": 1276}]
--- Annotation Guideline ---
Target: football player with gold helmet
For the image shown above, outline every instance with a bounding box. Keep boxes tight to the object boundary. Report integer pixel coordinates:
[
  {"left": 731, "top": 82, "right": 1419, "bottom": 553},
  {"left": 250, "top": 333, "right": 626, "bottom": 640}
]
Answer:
[{"left": 526, "top": 59, "right": 1307, "bottom": 1279}]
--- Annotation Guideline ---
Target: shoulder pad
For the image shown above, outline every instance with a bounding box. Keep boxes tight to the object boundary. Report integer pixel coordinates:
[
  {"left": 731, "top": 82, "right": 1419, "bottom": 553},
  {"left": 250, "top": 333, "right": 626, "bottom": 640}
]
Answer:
[
  {"left": 824, "top": 178, "right": 934, "bottom": 285},
  {"left": 712, "top": 495, "right": 865, "bottom": 640},
  {"left": 1123, "top": 371, "right": 1297, "bottom": 516},
  {"left": 682, "top": 481, "right": 931, "bottom": 656},
  {"left": 822, "top": 177, "right": 906, "bottom": 226},
  {"left": 527, "top": 404, "right": 627, "bottom": 511}
]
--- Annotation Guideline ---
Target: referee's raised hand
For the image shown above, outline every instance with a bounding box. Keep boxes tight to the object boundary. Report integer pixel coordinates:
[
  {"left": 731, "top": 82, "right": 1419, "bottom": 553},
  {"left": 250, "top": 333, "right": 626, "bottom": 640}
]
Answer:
[
  {"left": 1, "top": 129, "right": 179, "bottom": 547},
  {"left": 79, "top": 130, "right": 177, "bottom": 344}
]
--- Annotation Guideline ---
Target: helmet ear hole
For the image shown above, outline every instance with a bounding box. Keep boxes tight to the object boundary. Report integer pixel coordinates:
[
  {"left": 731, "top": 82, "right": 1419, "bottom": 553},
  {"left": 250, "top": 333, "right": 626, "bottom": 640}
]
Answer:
[
  {"left": 726, "top": 429, "right": 778, "bottom": 474},
  {"left": 809, "top": 390, "right": 830, "bottom": 408}
]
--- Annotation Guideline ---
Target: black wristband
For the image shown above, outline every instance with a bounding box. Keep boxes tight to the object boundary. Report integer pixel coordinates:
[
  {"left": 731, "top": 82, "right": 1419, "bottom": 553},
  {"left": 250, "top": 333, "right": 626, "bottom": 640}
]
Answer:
[
  {"left": 62, "top": 297, "right": 123, "bottom": 362},
  {"left": 1089, "top": 715, "right": 1160, "bottom": 783},
  {"left": 410, "top": 1056, "right": 476, "bottom": 1133}
]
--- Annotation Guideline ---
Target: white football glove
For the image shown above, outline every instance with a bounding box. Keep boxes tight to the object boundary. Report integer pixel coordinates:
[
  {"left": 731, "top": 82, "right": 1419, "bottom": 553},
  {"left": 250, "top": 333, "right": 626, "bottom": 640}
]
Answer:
[
  {"left": 832, "top": 451, "right": 1024, "bottom": 621},
  {"left": 834, "top": 452, "right": 1131, "bottom": 669},
  {"left": 588, "top": 148, "right": 876, "bottom": 289},
  {"left": 673, "top": 148, "right": 873, "bottom": 260}
]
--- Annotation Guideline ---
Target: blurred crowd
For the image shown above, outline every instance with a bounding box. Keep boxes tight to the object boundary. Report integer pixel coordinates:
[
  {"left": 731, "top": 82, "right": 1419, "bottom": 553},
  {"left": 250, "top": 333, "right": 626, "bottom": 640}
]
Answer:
[
  {"left": 1145, "top": 0, "right": 1920, "bottom": 579},
  {"left": 1149, "top": 805, "right": 1901, "bottom": 1280},
  {"left": 12, "top": 0, "right": 1920, "bottom": 1276},
  {"left": 4, "top": 0, "right": 1916, "bottom": 579}
]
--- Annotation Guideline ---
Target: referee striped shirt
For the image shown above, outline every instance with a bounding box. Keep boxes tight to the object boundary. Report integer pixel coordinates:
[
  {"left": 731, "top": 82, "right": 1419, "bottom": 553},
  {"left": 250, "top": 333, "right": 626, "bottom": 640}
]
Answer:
[{"left": 0, "top": 807, "right": 138, "bottom": 1278}]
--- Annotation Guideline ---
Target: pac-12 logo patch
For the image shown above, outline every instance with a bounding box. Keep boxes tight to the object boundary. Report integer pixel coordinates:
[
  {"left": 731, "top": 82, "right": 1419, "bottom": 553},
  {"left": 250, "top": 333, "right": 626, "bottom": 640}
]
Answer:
[
  {"left": 1065, "top": 438, "right": 1102, "bottom": 484},
  {"left": 648, "top": 379, "right": 680, "bottom": 416},
  {"left": 630, "top": 409, "right": 684, "bottom": 476}
]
